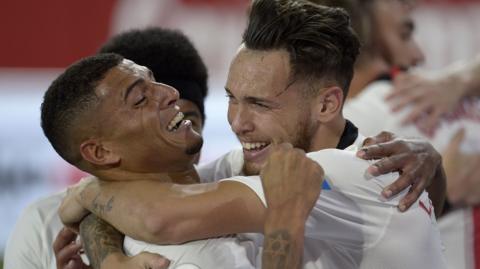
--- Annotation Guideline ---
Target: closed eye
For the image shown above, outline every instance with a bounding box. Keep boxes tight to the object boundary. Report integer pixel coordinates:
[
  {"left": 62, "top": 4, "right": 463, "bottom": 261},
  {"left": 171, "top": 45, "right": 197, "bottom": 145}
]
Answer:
[
  {"left": 134, "top": 96, "right": 146, "bottom": 106},
  {"left": 253, "top": 102, "right": 269, "bottom": 108}
]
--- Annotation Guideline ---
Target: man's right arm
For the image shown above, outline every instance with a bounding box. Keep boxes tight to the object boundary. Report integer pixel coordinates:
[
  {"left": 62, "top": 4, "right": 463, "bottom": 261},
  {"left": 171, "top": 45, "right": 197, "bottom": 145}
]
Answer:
[
  {"left": 261, "top": 144, "right": 324, "bottom": 269},
  {"left": 59, "top": 147, "right": 321, "bottom": 251},
  {"left": 59, "top": 179, "right": 267, "bottom": 244}
]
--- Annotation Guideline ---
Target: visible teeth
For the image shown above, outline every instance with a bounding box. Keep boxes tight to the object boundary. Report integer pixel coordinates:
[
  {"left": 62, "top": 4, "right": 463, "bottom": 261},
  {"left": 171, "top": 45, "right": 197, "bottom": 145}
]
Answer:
[
  {"left": 168, "top": 112, "right": 184, "bottom": 131},
  {"left": 241, "top": 142, "right": 268, "bottom": 150}
]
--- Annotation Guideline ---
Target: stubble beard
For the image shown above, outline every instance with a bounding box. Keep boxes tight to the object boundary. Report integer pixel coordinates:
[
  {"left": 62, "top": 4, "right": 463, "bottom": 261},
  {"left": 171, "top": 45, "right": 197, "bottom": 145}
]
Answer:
[
  {"left": 185, "top": 137, "right": 204, "bottom": 155},
  {"left": 242, "top": 117, "right": 314, "bottom": 176}
]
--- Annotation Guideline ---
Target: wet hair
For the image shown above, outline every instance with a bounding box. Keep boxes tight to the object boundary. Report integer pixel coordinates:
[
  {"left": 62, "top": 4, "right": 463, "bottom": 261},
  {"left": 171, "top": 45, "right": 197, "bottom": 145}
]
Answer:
[
  {"left": 99, "top": 27, "right": 208, "bottom": 122},
  {"left": 41, "top": 53, "right": 123, "bottom": 166},
  {"left": 243, "top": 0, "right": 360, "bottom": 95}
]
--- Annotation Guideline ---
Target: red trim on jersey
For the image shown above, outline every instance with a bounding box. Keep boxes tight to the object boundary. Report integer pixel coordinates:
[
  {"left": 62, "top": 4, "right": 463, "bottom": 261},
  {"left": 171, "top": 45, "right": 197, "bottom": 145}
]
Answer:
[
  {"left": 474, "top": 207, "right": 480, "bottom": 269},
  {"left": 419, "top": 200, "right": 433, "bottom": 217}
]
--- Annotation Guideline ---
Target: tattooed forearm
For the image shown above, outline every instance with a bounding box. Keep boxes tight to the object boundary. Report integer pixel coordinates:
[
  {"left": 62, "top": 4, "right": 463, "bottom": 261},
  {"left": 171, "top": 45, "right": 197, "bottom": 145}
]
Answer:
[
  {"left": 79, "top": 214, "right": 124, "bottom": 269},
  {"left": 262, "top": 230, "right": 302, "bottom": 269},
  {"left": 90, "top": 193, "right": 115, "bottom": 218}
]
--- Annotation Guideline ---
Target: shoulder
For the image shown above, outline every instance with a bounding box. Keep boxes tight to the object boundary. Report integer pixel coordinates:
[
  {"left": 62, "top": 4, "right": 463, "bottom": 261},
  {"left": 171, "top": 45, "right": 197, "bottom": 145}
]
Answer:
[
  {"left": 220, "top": 176, "right": 265, "bottom": 207},
  {"left": 197, "top": 148, "right": 244, "bottom": 183},
  {"left": 27, "top": 191, "right": 66, "bottom": 212},
  {"left": 343, "top": 81, "right": 396, "bottom": 137},
  {"left": 307, "top": 148, "right": 403, "bottom": 206},
  {"left": 4, "top": 191, "right": 66, "bottom": 269},
  {"left": 345, "top": 80, "right": 392, "bottom": 109},
  {"left": 14, "top": 191, "right": 65, "bottom": 229}
]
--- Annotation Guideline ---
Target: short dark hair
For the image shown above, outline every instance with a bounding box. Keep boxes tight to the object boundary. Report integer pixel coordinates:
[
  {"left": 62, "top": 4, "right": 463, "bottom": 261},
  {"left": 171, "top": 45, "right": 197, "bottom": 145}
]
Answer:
[
  {"left": 243, "top": 0, "right": 360, "bottom": 95},
  {"left": 41, "top": 53, "right": 123, "bottom": 166},
  {"left": 99, "top": 27, "right": 208, "bottom": 121}
]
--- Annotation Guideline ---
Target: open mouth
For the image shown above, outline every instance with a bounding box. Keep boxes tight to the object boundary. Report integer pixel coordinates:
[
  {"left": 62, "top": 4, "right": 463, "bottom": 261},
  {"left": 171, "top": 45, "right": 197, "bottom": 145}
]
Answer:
[
  {"left": 167, "top": 111, "right": 185, "bottom": 132},
  {"left": 241, "top": 141, "right": 270, "bottom": 151},
  {"left": 241, "top": 141, "right": 272, "bottom": 162}
]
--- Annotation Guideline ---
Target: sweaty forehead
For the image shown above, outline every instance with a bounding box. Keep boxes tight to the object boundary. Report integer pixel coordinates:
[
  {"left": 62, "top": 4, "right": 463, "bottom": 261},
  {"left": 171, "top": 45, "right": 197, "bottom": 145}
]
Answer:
[
  {"left": 118, "top": 58, "right": 151, "bottom": 77},
  {"left": 95, "top": 59, "right": 149, "bottom": 97},
  {"left": 226, "top": 47, "right": 292, "bottom": 98}
]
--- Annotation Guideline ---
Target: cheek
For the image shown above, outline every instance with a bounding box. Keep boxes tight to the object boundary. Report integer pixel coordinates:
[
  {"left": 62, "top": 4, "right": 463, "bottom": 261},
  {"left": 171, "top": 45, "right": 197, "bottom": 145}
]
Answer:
[
  {"left": 256, "top": 112, "right": 292, "bottom": 139},
  {"left": 227, "top": 104, "right": 236, "bottom": 125},
  {"left": 384, "top": 34, "right": 410, "bottom": 62},
  {"left": 133, "top": 109, "right": 162, "bottom": 144}
]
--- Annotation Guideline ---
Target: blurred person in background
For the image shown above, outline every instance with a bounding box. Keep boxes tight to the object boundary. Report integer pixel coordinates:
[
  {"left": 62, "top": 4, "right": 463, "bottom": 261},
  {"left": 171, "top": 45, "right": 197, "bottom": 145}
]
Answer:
[
  {"left": 387, "top": 56, "right": 480, "bottom": 206},
  {"left": 387, "top": 55, "right": 480, "bottom": 134},
  {"left": 59, "top": 1, "right": 448, "bottom": 268},
  {"left": 312, "top": 0, "right": 480, "bottom": 268},
  {"left": 313, "top": 0, "right": 480, "bottom": 204},
  {"left": 4, "top": 27, "right": 209, "bottom": 269}
]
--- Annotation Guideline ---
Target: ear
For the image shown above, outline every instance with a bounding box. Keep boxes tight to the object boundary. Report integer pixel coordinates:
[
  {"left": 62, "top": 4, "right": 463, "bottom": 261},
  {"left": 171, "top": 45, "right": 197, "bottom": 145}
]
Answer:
[
  {"left": 312, "top": 86, "right": 344, "bottom": 123},
  {"left": 79, "top": 139, "right": 120, "bottom": 167}
]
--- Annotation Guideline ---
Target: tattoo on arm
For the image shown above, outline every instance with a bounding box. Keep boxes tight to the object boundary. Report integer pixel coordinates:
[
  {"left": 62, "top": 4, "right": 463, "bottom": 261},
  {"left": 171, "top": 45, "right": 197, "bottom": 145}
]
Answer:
[
  {"left": 90, "top": 193, "right": 115, "bottom": 217},
  {"left": 79, "top": 214, "right": 124, "bottom": 269},
  {"left": 262, "top": 230, "right": 302, "bottom": 269}
]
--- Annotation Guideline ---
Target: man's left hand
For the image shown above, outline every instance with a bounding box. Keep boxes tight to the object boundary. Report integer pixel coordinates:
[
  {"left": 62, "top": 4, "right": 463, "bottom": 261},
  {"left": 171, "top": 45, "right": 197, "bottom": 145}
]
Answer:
[
  {"left": 54, "top": 227, "right": 91, "bottom": 269},
  {"left": 357, "top": 131, "right": 444, "bottom": 214}
]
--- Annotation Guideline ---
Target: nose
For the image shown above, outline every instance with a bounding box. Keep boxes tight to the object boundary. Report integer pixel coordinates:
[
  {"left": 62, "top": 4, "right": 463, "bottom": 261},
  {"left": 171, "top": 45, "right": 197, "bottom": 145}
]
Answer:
[
  {"left": 410, "top": 41, "right": 425, "bottom": 67},
  {"left": 152, "top": 83, "right": 179, "bottom": 108},
  {"left": 228, "top": 103, "right": 254, "bottom": 136}
]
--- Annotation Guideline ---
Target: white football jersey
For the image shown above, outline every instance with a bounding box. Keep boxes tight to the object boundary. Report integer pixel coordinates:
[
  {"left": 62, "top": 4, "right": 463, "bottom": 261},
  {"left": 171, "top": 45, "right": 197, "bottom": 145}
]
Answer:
[{"left": 220, "top": 143, "right": 447, "bottom": 269}]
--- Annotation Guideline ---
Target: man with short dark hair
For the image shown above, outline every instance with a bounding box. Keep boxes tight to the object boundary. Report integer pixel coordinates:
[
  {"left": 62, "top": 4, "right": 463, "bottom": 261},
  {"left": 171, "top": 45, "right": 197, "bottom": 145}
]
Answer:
[
  {"left": 4, "top": 27, "right": 211, "bottom": 269},
  {"left": 60, "top": 1, "right": 447, "bottom": 268}
]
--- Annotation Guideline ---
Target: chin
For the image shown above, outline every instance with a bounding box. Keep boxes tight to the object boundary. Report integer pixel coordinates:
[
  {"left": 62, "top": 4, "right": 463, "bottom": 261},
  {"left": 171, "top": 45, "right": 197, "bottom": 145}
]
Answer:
[
  {"left": 185, "top": 136, "right": 203, "bottom": 155},
  {"left": 243, "top": 161, "right": 262, "bottom": 176}
]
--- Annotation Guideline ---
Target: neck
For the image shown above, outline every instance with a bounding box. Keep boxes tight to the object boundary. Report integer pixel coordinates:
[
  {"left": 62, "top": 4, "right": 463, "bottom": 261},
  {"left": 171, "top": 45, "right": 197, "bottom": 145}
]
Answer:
[
  {"left": 93, "top": 165, "right": 200, "bottom": 184},
  {"left": 308, "top": 116, "right": 346, "bottom": 152},
  {"left": 348, "top": 58, "right": 390, "bottom": 99}
]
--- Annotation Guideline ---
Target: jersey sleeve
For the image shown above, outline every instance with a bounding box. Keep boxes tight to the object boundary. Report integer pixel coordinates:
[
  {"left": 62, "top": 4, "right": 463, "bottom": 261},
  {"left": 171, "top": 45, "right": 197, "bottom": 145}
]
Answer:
[
  {"left": 197, "top": 148, "right": 244, "bottom": 183},
  {"left": 220, "top": 176, "right": 266, "bottom": 207}
]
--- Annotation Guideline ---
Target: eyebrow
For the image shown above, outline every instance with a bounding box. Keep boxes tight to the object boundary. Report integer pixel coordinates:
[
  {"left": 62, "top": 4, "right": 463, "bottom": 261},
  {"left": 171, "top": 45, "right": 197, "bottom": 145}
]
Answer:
[
  {"left": 224, "top": 87, "right": 276, "bottom": 106},
  {"left": 123, "top": 78, "right": 145, "bottom": 103}
]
